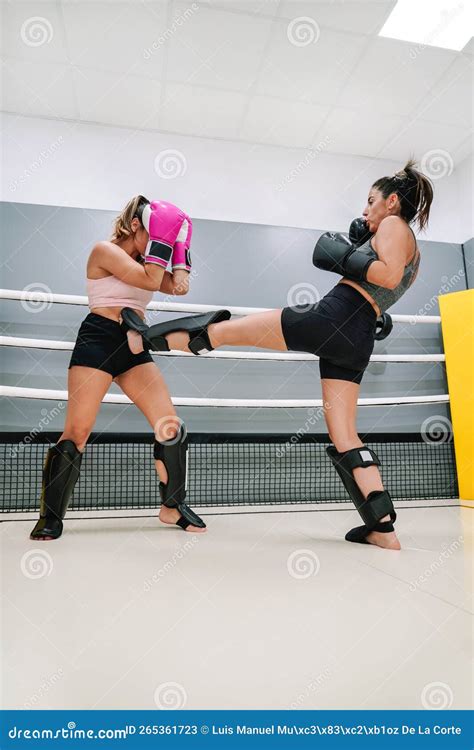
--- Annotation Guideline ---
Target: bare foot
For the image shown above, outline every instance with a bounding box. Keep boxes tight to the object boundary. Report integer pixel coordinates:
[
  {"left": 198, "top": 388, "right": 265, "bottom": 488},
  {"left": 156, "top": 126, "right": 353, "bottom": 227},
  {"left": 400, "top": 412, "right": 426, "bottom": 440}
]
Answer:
[
  {"left": 365, "top": 529, "right": 401, "bottom": 550},
  {"left": 158, "top": 505, "right": 207, "bottom": 533}
]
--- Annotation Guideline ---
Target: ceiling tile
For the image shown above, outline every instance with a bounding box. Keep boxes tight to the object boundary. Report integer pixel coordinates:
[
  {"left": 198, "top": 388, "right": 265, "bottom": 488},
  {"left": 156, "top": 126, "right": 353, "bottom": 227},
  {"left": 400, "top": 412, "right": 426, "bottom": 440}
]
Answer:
[
  {"left": 278, "top": 0, "right": 396, "bottom": 35},
  {"left": 2, "top": 58, "right": 78, "bottom": 119},
  {"left": 323, "top": 106, "right": 405, "bottom": 158},
  {"left": 255, "top": 21, "right": 368, "bottom": 105},
  {"left": 2, "top": 1, "right": 67, "bottom": 64},
  {"left": 378, "top": 118, "right": 472, "bottom": 165},
  {"left": 338, "top": 37, "right": 457, "bottom": 116},
  {"left": 199, "top": 0, "right": 280, "bottom": 17},
  {"left": 242, "top": 95, "right": 328, "bottom": 147},
  {"left": 166, "top": 2, "right": 273, "bottom": 90},
  {"left": 161, "top": 83, "right": 247, "bottom": 138},
  {"left": 63, "top": 1, "right": 168, "bottom": 77},
  {"left": 462, "top": 37, "right": 474, "bottom": 56},
  {"left": 411, "top": 57, "right": 473, "bottom": 129},
  {"left": 74, "top": 67, "right": 161, "bottom": 129}
]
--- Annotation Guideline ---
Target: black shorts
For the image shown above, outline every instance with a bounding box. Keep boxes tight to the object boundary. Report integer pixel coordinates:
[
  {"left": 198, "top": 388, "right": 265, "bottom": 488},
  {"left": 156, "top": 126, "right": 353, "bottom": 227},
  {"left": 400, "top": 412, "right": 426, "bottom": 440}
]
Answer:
[
  {"left": 69, "top": 313, "right": 154, "bottom": 378},
  {"left": 281, "top": 283, "right": 377, "bottom": 384}
]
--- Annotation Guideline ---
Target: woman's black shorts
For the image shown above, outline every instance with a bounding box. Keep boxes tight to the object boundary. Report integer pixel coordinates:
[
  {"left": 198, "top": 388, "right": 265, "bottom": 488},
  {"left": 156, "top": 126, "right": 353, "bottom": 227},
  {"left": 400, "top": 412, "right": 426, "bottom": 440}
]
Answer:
[
  {"left": 69, "top": 313, "right": 153, "bottom": 378},
  {"left": 281, "top": 283, "right": 377, "bottom": 384}
]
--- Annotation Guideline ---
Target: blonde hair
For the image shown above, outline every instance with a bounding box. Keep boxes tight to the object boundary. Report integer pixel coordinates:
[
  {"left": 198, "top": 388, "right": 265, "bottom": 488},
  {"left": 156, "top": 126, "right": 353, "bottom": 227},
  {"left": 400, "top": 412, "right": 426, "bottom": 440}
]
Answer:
[{"left": 110, "top": 195, "right": 149, "bottom": 242}]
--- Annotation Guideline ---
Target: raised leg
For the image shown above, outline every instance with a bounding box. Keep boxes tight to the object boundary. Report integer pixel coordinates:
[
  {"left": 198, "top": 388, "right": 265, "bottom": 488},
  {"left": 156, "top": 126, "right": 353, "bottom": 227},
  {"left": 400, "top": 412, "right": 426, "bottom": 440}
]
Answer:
[{"left": 167, "top": 309, "right": 287, "bottom": 352}]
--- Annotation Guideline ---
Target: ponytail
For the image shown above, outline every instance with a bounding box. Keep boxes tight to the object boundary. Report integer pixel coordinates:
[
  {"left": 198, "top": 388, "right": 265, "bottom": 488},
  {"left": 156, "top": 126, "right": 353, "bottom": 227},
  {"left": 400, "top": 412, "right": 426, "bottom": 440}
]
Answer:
[
  {"left": 372, "top": 159, "right": 434, "bottom": 231},
  {"left": 110, "top": 194, "right": 150, "bottom": 242}
]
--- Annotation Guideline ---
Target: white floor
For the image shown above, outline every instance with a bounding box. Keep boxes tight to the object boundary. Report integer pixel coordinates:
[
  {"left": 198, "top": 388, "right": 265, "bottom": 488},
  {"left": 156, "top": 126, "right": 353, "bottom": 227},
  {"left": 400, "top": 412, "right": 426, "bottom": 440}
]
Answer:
[{"left": 1, "top": 504, "right": 472, "bottom": 711}]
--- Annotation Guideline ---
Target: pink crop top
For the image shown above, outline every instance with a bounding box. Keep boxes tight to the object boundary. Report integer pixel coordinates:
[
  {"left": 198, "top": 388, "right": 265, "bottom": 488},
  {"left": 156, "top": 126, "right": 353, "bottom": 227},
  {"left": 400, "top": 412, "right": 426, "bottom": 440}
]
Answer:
[{"left": 87, "top": 275, "right": 153, "bottom": 314}]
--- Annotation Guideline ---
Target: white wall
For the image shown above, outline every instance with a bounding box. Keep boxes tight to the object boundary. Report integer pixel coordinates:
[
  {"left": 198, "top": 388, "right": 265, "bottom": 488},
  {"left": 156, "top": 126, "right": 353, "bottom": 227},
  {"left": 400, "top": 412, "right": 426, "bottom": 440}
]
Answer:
[{"left": 1, "top": 113, "right": 472, "bottom": 242}]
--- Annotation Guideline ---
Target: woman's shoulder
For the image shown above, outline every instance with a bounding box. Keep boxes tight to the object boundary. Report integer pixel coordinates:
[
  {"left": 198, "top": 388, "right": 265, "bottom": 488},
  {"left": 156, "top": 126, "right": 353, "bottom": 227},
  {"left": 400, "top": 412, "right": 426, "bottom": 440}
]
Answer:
[
  {"left": 87, "top": 241, "right": 119, "bottom": 279},
  {"left": 91, "top": 240, "right": 120, "bottom": 256},
  {"left": 375, "top": 216, "right": 415, "bottom": 255}
]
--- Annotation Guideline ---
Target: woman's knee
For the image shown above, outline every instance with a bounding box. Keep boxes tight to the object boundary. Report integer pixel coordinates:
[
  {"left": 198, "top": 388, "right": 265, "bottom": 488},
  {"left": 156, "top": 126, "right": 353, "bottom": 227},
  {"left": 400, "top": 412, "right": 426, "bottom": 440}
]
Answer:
[
  {"left": 154, "top": 415, "right": 181, "bottom": 443},
  {"left": 61, "top": 426, "right": 92, "bottom": 450}
]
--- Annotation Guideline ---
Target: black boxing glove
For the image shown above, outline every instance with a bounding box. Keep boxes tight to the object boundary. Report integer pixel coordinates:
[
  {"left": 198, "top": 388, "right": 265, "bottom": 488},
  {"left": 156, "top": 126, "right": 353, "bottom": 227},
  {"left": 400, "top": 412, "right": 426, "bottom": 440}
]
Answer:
[
  {"left": 374, "top": 313, "right": 393, "bottom": 341},
  {"left": 313, "top": 231, "right": 377, "bottom": 281},
  {"left": 349, "top": 217, "right": 373, "bottom": 247}
]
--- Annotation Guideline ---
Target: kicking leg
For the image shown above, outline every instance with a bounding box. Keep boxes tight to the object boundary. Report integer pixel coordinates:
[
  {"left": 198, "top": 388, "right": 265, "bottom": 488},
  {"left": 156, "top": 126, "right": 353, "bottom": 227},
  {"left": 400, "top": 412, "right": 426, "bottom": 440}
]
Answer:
[{"left": 167, "top": 309, "right": 287, "bottom": 352}]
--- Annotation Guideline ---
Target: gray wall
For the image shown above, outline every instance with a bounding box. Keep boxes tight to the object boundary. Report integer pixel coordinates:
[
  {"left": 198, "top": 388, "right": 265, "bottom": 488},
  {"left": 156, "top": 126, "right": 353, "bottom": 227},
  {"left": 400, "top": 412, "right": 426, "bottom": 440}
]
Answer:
[{"left": 1, "top": 201, "right": 469, "bottom": 435}]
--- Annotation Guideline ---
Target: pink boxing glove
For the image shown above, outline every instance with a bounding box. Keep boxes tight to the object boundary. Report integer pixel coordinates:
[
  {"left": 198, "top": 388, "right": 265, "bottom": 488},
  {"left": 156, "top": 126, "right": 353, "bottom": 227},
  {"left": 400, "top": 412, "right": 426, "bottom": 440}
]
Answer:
[
  {"left": 141, "top": 200, "right": 187, "bottom": 268},
  {"left": 171, "top": 214, "right": 192, "bottom": 272}
]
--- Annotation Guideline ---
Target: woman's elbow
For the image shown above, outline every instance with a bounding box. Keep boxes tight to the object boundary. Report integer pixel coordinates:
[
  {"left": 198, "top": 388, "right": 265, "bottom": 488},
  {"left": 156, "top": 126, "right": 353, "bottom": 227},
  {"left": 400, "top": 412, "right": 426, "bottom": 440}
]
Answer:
[
  {"left": 380, "top": 272, "right": 403, "bottom": 290},
  {"left": 174, "top": 284, "right": 189, "bottom": 296},
  {"left": 172, "top": 276, "right": 190, "bottom": 295}
]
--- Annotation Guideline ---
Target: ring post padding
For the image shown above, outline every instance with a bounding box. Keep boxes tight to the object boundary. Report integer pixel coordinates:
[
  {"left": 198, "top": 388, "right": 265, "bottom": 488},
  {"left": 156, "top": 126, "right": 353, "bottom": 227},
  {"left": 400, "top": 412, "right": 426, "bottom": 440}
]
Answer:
[{"left": 439, "top": 289, "right": 474, "bottom": 502}]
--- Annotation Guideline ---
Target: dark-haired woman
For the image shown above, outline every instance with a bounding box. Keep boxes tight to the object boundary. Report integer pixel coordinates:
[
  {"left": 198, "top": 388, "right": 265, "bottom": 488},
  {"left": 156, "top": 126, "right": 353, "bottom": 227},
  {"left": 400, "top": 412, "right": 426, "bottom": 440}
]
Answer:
[
  {"left": 30, "top": 196, "right": 207, "bottom": 540},
  {"left": 127, "top": 161, "right": 434, "bottom": 550}
]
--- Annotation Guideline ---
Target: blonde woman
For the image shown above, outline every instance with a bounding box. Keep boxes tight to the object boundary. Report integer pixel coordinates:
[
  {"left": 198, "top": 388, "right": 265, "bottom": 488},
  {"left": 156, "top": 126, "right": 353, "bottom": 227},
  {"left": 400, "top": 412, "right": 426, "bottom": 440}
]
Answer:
[{"left": 30, "top": 196, "right": 207, "bottom": 541}]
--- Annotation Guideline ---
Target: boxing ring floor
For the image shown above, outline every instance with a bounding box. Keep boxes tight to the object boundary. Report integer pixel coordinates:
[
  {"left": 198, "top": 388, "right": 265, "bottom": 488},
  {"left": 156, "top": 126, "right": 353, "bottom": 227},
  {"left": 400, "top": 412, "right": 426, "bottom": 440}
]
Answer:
[{"left": 2, "top": 502, "right": 471, "bottom": 710}]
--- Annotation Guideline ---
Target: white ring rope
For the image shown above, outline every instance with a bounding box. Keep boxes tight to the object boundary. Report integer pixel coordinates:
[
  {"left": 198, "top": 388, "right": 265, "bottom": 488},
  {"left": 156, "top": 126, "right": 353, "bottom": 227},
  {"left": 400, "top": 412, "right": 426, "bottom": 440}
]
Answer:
[
  {"left": 0, "top": 385, "right": 449, "bottom": 408},
  {"left": 0, "top": 336, "right": 446, "bottom": 363},
  {"left": 0, "top": 289, "right": 441, "bottom": 324}
]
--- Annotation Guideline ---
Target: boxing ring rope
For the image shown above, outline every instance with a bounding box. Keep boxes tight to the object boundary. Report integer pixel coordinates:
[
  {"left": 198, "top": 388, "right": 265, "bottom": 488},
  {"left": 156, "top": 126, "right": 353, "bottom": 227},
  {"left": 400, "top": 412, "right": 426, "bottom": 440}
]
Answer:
[
  {"left": 0, "top": 336, "right": 445, "bottom": 363},
  {"left": 1, "top": 287, "right": 448, "bottom": 407},
  {"left": 0, "top": 289, "right": 441, "bottom": 324},
  {"left": 0, "top": 386, "right": 450, "bottom": 408}
]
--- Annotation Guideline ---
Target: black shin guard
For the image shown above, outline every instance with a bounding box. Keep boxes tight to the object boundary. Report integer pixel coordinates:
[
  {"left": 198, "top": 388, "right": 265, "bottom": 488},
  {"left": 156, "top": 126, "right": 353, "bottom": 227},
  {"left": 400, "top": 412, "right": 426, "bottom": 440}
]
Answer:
[
  {"left": 327, "top": 445, "right": 396, "bottom": 532},
  {"left": 154, "top": 425, "right": 206, "bottom": 529},
  {"left": 121, "top": 307, "right": 231, "bottom": 355},
  {"left": 30, "top": 440, "right": 83, "bottom": 540}
]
